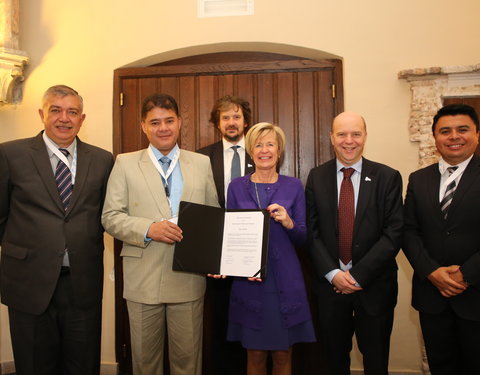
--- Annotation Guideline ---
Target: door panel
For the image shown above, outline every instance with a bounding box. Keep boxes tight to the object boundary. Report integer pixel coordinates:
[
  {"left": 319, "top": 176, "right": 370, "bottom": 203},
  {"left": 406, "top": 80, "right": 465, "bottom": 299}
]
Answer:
[{"left": 113, "top": 53, "right": 343, "bottom": 375}]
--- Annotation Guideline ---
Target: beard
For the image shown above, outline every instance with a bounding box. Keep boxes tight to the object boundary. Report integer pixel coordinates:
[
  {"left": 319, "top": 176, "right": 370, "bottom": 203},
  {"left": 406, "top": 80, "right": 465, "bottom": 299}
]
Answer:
[{"left": 224, "top": 130, "right": 242, "bottom": 143}]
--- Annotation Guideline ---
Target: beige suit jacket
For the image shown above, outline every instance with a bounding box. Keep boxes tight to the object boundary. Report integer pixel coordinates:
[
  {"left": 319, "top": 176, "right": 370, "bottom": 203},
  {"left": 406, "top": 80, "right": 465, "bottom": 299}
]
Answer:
[{"left": 102, "top": 148, "right": 219, "bottom": 304}]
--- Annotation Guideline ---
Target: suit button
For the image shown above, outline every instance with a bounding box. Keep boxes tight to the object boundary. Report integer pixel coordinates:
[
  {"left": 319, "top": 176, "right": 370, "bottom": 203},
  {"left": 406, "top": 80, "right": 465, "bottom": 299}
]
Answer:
[{"left": 446, "top": 231, "right": 450, "bottom": 235}]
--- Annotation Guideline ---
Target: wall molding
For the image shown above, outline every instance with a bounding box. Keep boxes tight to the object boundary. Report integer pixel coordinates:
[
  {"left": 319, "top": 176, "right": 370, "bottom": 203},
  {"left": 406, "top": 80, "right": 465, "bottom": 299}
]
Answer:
[{"left": 399, "top": 63, "right": 480, "bottom": 168}]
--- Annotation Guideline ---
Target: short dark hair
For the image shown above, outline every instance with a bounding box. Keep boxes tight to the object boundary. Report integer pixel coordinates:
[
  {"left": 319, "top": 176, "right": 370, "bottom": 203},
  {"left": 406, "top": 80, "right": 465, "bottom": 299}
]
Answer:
[
  {"left": 432, "top": 103, "right": 479, "bottom": 133},
  {"left": 141, "top": 93, "right": 179, "bottom": 120},
  {"left": 209, "top": 95, "right": 251, "bottom": 129}
]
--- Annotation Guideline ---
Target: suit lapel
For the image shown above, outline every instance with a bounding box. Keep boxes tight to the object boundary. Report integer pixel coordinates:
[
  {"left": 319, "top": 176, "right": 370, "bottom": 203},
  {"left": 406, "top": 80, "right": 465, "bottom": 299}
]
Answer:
[
  {"left": 180, "top": 150, "right": 195, "bottom": 203},
  {"left": 211, "top": 143, "right": 225, "bottom": 199},
  {"left": 30, "top": 133, "right": 65, "bottom": 213},
  {"left": 447, "top": 156, "right": 480, "bottom": 219},
  {"left": 66, "top": 138, "right": 90, "bottom": 215},
  {"left": 354, "top": 159, "right": 374, "bottom": 235},
  {"left": 138, "top": 149, "right": 172, "bottom": 218},
  {"left": 425, "top": 164, "right": 443, "bottom": 221},
  {"left": 245, "top": 152, "right": 255, "bottom": 175},
  {"left": 324, "top": 160, "right": 338, "bottom": 228}
]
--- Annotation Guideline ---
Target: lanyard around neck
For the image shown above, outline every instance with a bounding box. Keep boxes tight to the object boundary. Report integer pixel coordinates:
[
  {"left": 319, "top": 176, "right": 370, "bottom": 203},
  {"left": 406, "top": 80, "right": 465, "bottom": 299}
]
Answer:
[{"left": 147, "top": 146, "right": 180, "bottom": 182}]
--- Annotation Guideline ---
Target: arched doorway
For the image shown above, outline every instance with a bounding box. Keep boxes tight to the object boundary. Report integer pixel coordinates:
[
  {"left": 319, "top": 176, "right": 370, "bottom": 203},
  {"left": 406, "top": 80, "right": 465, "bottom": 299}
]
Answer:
[{"left": 113, "top": 50, "right": 344, "bottom": 374}]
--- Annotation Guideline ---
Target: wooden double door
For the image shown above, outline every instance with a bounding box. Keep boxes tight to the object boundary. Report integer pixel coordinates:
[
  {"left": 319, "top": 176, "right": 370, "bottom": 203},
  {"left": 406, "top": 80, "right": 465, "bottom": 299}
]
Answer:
[{"left": 112, "top": 52, "right": 344, "bottom": 374}]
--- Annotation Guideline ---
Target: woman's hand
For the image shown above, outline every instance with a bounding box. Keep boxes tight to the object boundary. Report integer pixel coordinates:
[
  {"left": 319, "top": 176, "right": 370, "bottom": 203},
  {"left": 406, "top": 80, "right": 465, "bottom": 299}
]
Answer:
[
  {"left": 267, "top": 203, "right": 294, "bottom": 229},
  {"left": 207, "top": 274, "right": 227, "bottom": 279}
]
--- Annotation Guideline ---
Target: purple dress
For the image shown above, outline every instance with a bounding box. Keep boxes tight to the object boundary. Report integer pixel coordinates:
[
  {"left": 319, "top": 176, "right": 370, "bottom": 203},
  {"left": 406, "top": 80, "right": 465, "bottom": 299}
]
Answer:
[{"left": 226, "top": 175, "right": 316, "bottom": 351}]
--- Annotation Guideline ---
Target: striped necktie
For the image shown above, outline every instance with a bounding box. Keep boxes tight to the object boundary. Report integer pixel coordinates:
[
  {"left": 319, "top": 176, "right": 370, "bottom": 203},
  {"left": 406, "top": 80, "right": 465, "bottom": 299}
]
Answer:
[
  {"left": 55, "top": 148, "right": 73, "bottom": 210},
  {"left": 440, "top": 166, "right": 458, "bottom": 219}
]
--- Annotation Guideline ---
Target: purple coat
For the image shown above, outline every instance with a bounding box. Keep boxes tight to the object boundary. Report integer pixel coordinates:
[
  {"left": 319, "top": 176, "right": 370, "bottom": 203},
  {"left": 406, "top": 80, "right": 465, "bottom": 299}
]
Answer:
[{"left": 227, "top": 174, "right": 312, "bottom": 330}]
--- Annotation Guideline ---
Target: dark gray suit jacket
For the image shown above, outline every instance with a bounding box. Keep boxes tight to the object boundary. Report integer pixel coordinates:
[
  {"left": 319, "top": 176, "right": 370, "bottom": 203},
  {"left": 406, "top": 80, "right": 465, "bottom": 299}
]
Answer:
[
  {"left": 403, "top": 155, "right": 480, "bottom": 321},
  {"left": 197, "top": 140, "right": 255, "bottom": 208},
  {"left": 306, "top": 157, "right": 403, "bottom": 315},
  {"left": 0, "top": 132, "right": 113, "bottom": 315}
]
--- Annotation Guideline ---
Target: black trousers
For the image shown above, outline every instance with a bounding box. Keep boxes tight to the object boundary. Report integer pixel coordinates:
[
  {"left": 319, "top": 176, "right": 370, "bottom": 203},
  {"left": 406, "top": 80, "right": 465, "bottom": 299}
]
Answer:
[
  {"left": 316, "top": 292, "right": 394, "bottom": 375},
  {"left": 203, "top": 277, "right": 246, "bottom": 375},
  {"left": 8, "top": 268, "right": 102, "bottom": 375},
  {"left": 420, "top": 305, "right": 480, "bottom": 375}
]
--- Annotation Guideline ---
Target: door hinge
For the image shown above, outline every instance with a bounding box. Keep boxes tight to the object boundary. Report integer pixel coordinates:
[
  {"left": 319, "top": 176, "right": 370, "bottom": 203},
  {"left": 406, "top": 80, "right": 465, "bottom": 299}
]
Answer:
[
  {"left": 120, "top": 92, "right": 124, "bottom": 106},
  {"left": 332, "top": 84, "right": 336, "bottom": 99}
]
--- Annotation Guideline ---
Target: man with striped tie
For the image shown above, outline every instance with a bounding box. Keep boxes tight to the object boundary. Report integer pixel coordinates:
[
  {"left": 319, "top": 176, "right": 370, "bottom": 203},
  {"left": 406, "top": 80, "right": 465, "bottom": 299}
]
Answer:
[
  {"left": 403, "top": 104, "right": 480, "bottom": 375},
  {"left": 0, "top": 85, "right": 113, "bottom": 375}
]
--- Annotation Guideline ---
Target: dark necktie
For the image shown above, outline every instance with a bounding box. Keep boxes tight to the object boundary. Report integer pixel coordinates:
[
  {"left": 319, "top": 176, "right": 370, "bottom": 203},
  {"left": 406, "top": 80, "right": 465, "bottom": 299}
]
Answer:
[
  {"left": 160, "top": 156, "right": 171, "bottom": 197},
  {"left": 338, "top": 167, "right": 355, "bottom": 265},
  {"left": 440, "top": 166, "right": 458, "bottom": 219},
  {"left": 55, "top": 148, "right": 73, "bottom": 210},
  {"left": 231, "top": 145, "right": 241, "bottom": 181}
]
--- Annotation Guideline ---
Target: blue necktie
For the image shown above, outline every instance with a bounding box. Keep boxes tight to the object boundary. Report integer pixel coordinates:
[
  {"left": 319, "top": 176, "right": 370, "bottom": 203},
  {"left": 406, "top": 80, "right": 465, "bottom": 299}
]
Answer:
[
  {"left": 160, "top": 156, "right": 171, "bottom": 197},
  {"left": 231, "top": 146, "right": 241, "bottom": 181}
]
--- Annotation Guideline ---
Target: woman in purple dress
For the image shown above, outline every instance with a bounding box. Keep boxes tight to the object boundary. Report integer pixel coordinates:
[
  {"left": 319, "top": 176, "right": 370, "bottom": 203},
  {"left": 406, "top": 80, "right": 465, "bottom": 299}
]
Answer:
[{"left": 226, "top": 122, "right": 315, "bottom": 375}]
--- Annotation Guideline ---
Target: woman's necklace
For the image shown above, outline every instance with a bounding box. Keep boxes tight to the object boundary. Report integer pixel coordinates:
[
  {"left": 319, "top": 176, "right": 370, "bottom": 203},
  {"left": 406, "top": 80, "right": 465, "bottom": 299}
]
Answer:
[
  {"left": 254, "top": 181, "right": 262, "bottom": 209},
  {"left": 252, "top": 172, "right": 277, "bottom": 209}
]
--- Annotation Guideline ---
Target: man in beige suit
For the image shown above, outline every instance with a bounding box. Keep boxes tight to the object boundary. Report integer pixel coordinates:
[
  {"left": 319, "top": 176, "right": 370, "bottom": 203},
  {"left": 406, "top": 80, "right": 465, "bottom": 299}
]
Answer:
[{"left": 102, "top": 93, "right": 219, "bottom": 375}]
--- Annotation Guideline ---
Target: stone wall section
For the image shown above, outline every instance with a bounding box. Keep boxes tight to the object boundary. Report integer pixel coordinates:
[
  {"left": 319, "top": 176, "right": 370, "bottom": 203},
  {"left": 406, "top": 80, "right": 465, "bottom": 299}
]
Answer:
[{"left": 399, "top": 64, "right": 480, "bottom": 168}]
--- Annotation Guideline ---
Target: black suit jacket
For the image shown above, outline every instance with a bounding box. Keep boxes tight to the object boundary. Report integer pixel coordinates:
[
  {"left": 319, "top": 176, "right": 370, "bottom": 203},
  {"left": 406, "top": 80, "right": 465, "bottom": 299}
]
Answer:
[
  {"left": 403, "top": 155, "right": 480, "bottom": 321},
  {"left": 0, "top": 132, "right": 113, "bottom": 315},
  {"left": 197, "top": 140, "right": 255, "bottom": 208},
  {"left": 306, "top": 158, "right": 403, "bottom": 315}
]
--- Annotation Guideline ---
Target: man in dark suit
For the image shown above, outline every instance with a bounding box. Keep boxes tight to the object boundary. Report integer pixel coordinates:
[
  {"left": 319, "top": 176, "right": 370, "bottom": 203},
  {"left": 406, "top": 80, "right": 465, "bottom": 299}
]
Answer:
[
  {"left": 197, "top": 95, "right": 255, "bottom": 208},
  {"left": 403, "top": 104, "right": 480, "bottom": 375},
  {"left": 0, "top": 85, "right": 113, "bottom": 375},
  {"left": 306, "top": 111, "right": 403, "bottom": 375},
  {"left": 197, "top": 95, "right": 254, "bottom": 374}
]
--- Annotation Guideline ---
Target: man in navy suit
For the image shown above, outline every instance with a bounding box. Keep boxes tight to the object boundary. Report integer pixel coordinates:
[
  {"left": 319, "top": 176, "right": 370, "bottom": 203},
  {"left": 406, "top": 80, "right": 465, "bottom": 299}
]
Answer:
[
  {"left": 403, "top": 104, "right": 480, "bottom": 375},
  {"left": 197, "top": 95, "right": 254, "bottom": 374},
  {"left": 306, "top": 111, "right": 403, "bottom": 375},
  {"left": 0, "top": 85, "right": 113, "bottom": 375}
]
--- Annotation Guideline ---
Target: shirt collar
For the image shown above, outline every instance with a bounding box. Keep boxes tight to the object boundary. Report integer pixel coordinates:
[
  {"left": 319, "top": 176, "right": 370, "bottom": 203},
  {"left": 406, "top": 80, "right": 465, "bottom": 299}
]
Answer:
[
  {"left": 150, "top": 144, "right": 179, "bottom": 161},
  {"left": 43, "top": 132, "right": 77, "bottom": 157},
  {"left": 438, "top": 155, "right": 473, "bottom": 175},
  {"left": 222, "top": 136, "right": 245, "bottom": 151},
  {"left": 336, "top": 157, "right": 363, "bottom": 174}
]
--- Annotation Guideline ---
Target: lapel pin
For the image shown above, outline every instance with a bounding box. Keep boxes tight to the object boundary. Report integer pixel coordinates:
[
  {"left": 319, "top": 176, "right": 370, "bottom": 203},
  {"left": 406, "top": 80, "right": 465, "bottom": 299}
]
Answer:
[
  {"left": 365, "top": 177, "right": 371, "bottom": 182},
  {"left": 248, "top": 164, "right": 253, "bottom": 168}
]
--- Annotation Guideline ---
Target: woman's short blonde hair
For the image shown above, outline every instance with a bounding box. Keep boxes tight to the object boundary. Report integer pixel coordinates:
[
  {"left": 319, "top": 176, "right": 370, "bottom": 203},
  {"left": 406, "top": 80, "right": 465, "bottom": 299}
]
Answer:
[{"left": 245, "top": 122, "right": 286, "bottom": 157}]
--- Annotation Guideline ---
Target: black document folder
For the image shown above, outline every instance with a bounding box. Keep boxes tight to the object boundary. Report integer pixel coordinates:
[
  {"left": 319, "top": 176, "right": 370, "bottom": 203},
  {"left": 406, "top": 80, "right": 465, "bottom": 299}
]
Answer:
[{"left": 173, "top": 201, "right": 270, "bottom": 278}]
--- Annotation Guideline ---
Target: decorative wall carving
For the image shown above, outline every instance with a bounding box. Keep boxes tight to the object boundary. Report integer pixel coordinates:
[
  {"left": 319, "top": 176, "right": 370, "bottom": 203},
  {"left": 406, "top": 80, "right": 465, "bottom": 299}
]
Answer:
[
  {"left": 399, "top": 64, "right": 480, "bottom": 168},
  {"left": 0, "top": 0, "right": 28, "bottom": 104}
]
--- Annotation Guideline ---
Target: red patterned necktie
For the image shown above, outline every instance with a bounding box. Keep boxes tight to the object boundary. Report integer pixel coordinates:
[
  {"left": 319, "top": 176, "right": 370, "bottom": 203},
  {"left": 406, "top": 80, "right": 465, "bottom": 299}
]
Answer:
[{"left": 338, "top": 167, "right": 355, "bottom": 264}]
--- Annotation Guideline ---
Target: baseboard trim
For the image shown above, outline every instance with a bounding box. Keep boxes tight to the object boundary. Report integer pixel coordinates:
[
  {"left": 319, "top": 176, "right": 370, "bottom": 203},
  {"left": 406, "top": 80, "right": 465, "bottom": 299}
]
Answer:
[
  {"left": 351, "top": 371, "right": 422, "bottom": 375},
  {"left": 0, "top": 361, "right": 118, "bottom": 375},
  {"left": 0, "top": 361, "right": 15, "bottom": 375}
]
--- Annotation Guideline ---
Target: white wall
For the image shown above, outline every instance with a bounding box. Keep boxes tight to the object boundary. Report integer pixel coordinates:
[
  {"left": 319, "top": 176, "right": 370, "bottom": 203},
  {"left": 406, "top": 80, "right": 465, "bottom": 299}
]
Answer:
[{"left": 1, "top": 0, "right": 479, "bottom": 372}]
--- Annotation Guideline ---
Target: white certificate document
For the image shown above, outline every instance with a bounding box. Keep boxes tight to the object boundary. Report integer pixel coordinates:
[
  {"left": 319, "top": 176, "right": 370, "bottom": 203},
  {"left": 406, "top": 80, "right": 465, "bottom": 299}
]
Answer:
[{"left": 219, "top": 211, "right": 265, "bottom": 277}]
